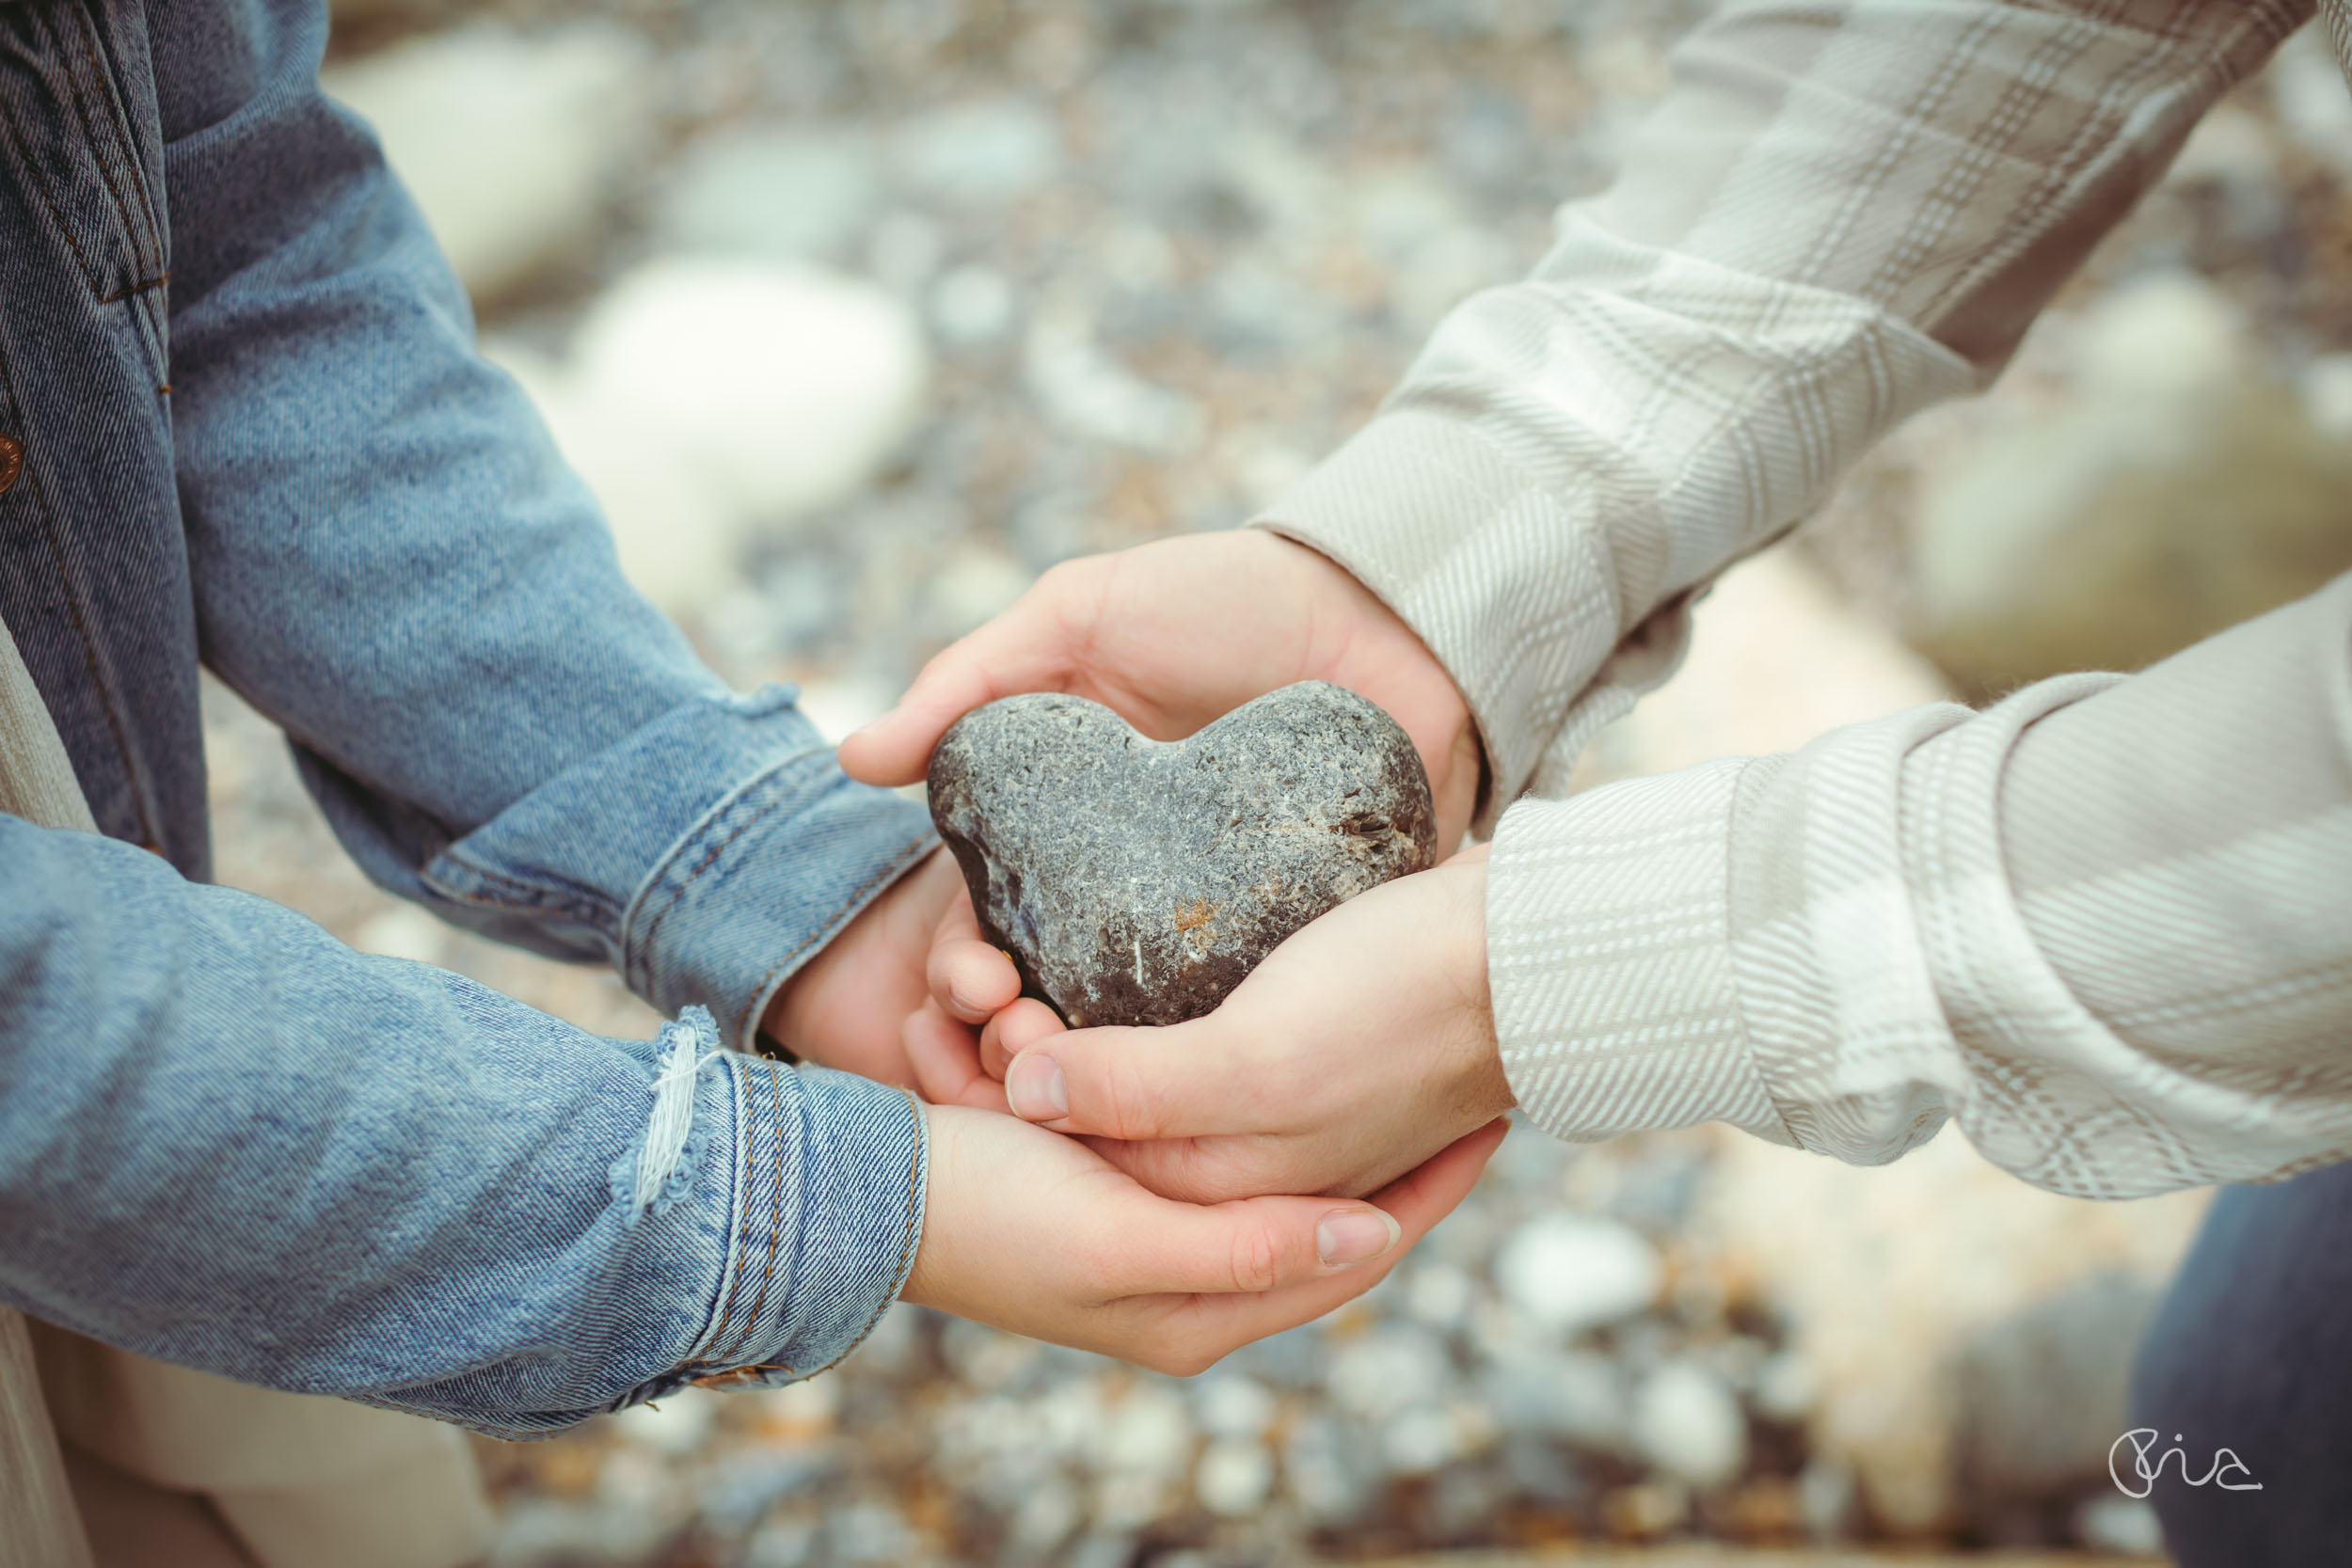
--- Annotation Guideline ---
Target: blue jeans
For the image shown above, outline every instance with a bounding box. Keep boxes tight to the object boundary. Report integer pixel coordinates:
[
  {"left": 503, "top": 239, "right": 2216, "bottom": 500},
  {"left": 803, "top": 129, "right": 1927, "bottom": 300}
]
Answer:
[{"left": 2132, "top": 1160, "right": 2352, "bottom": 1564}]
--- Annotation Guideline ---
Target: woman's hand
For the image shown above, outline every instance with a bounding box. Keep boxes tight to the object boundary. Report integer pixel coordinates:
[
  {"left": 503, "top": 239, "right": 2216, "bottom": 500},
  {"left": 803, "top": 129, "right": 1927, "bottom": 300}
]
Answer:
[
  {"left": 930, "top": 847, "right": 1514, "bottom": 1204},
  {"left": 902, "top": 1102, "right": 1507, "bottom": 1374},
  {"left": 838, "top": 531, "right": 1484, "bottom": 852}
]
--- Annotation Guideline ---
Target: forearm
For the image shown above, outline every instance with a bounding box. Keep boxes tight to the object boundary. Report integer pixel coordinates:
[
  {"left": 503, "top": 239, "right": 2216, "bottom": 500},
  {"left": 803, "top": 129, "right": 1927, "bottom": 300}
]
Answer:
[
  {"left": 165, "top": 0, "right": 716, "bottom": 828},
  {"left": 0, "top": 816, "right": 922, "bottom": 1434},
  {"left": 1258, "top": 0, "right": 2303, "bottom": 820},
  {"left": 1490, "top": 573, "right": 2352, "bottom": 1198},
  {"left": 158, "top": 0, "right": 933, "bottom": 1021}
]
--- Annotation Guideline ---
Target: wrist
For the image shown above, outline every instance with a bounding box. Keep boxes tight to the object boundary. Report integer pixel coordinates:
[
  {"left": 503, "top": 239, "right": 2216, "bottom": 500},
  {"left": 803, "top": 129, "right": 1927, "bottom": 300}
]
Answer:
[
  {"left": 1255, "top": 527, "right": 1485, "bottom": 844},
  {"left": 762, "top": 846, "right": 948, "bottom": 1061},
  {"left": 1438, "top": 850, "right": 1513, "bottom": 1120},
  {"left": 896, "top": 1102, "right": 968, "bottom": 1313},
  {"left": 762, "top": 962, "right": 809, "bottom": 1051}
]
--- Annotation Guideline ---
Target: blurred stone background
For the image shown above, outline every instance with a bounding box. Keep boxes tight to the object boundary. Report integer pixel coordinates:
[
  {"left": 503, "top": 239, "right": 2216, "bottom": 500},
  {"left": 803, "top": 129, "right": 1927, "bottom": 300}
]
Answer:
[{"left": 194, "top": 0, "right": 2352, "bottom": 1563}]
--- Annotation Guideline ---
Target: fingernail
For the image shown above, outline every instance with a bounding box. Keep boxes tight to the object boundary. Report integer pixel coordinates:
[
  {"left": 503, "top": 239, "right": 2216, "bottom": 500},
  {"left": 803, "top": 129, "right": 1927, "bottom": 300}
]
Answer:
[
  {"left": 1007, "top": 1054, "right": 1068, "bottom": 1121},
  {"left": 1317, "top": 1208, "right": 1402, "bottom": 1268}
]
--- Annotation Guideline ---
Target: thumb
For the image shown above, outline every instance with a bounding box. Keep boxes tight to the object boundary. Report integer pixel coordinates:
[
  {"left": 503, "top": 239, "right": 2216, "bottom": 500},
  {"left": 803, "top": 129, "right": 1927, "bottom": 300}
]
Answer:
[
  {"left": 1109, "top": 1189, "right": 1406, "bottom": 1297},
  {"left": 837, "top": 587, "right": 1083, "bottom": 786},
  {"left": 1004, "top": 1017, "right": 1252, "bottom": 1142}
]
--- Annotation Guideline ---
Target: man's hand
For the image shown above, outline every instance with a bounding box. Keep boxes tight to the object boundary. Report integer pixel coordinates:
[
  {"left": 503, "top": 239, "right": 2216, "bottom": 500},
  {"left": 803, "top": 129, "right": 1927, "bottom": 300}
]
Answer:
[
  {"left": 902, "top": 1102, "right": 1506, "bottom": 1373},
  {"left": 762, "top": 849, "right": 976, "bottom": 1088},
  {"left": 838, "top": 531, "right": 1484, "bottom": 851},
  {"left": 935, "top": 847, "right": 1514, "bottom": 1204}
]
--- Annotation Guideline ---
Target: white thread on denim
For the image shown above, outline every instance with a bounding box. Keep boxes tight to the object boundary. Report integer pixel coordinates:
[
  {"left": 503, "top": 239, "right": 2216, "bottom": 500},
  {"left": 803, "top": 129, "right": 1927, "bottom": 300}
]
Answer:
[{"left": 634, "top": 1020, "right": 717, "bottom": 1212}]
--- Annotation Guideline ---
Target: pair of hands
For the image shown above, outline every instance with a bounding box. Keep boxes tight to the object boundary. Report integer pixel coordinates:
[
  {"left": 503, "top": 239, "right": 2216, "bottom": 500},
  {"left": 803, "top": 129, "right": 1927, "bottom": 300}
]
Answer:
[{"left": 766, "top": 531, "right": 1515, "bottom": 1373}]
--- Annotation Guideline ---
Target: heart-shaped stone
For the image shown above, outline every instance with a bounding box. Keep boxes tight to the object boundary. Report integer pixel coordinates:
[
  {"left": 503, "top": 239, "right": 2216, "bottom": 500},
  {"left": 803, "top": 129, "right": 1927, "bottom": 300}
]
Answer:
[{"left": 927, "top": 681, "right": 1438, "bottom": 1028}]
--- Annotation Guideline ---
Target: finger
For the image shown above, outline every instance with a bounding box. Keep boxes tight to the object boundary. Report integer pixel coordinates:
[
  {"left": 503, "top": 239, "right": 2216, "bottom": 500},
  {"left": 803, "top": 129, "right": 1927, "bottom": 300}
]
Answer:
[
  {"left": 1100, "top": 1191, "right": 1403, "bottom": 1299},
  {"left": 929, "top": 938, "right": 1022, "bottom": 1025},
  {"left": 1099, "top": 1117, "right": 1503, "bottom": 1302},
  {"left": 1003, "top": 1021, "right": 1252, "bottom": 1139},
  {"left": 978, "top": 998, "right": 1066, "bottom": 1080},
  {"left": 1434, "top": 721, "right": 1486, "bottom": 854},
  {"left": 933, "top": 885, "right": 982, "bottom": 944},
  {"left": 837, "top": 585, "right": 1085, "bottom": 786},
  {"left": 1114, "top": 1118, "right": 1509, "bottom": 1368},
  {"left": 903, "top": 1002, "right": 1009, "bottom": 1113},
  {"left": 1084, "top": 1133, "right": 1284, "bottom": 1206}
]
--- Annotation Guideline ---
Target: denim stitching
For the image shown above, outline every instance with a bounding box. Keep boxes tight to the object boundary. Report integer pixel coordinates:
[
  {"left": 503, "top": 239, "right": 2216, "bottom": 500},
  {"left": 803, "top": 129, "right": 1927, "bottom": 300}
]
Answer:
[
  {"left": 708, "top": 1056, "right": 796, "bottom": 1368},
  {"left": 67, "top": 1, "right": 169, "bottom": 379},
  {"left": 730, "top": 837, "right": 931, "bottom": 1045},
  {"left": 615, "top": 742, "right": 834, "bottom": 995},
  {"left": 683, "top": 1056, "right": 757, "bottom": 1369},
  {"left": 0, "top": 332, "right": 155, "bottom": 848},
  {"left": 691, "top": 1363, "right": 787, "bottom": 1389},
  {"left": 0, "top": 90, "right": 104, "bottom": 294},
  {"left": 691, "top": 1056, "right": 789, "bottom": 1370},
  {"left": 68, "top": 0, "right": 162, "bottom": 261},
  {"left": 96, "top": 270, "right": 164, "bottom": 304},
  {"left": 632, "top": 785, "right": 801, "bottom": 992},
  {"left": 422, "top": 852, "right": 615, "bottom": 928},
  {"left": 447, "top": 856, "right": 605, "bottom": 911},
  {"left": 806, "top": 1088, "right": 926, "bottom": 1381},
  {"left": 48, "top": 6, "right": 146, "bottom": 293}
]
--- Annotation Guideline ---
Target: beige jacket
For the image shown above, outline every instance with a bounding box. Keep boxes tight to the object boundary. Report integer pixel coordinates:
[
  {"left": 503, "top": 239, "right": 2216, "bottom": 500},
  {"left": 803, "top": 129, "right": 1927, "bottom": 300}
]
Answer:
[{"left": 1261, "top": 0, "right": 2352, "bottom": 1200}]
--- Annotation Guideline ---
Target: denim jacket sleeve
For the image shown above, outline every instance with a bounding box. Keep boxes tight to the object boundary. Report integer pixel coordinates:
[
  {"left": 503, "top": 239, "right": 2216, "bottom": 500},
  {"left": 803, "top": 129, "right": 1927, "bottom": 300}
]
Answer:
[
  {"left": 0, "top": 813, "right": 926, "bottom": 1436},
  {"left": 0, "top": 0, "right": 933, "bottom": 1428},
  {"left": 152, "top": 0, "right": 936, "bottom": 1047}
]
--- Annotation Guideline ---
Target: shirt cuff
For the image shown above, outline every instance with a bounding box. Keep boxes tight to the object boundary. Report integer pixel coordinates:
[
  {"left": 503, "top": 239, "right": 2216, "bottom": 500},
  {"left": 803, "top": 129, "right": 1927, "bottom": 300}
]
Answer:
[
  {"left": 1487, "top": 758, "right": 1790, "bottom": 1146},
  {"left": 1251, "top": 410, "right": 1692, "bottom": 834},
  {"left": 417, "top": 683, "right": 936, "bottom": 1048},
  {"left": 679, "top": 1058, "right": 927, "bottom": 1392}
]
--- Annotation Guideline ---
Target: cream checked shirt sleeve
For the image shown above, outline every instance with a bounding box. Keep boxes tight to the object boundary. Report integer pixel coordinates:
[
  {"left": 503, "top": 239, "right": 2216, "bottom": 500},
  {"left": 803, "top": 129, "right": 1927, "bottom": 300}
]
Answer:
[{"left": 1257, "top": 0, "right": 2352, "bottom": 1199}]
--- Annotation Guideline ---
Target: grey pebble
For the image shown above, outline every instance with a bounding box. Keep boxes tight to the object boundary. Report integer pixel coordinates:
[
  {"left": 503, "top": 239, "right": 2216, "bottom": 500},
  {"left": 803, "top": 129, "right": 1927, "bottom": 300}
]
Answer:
[{"left": 927, "top": 681, "right": 1437, "bottom": 1027}]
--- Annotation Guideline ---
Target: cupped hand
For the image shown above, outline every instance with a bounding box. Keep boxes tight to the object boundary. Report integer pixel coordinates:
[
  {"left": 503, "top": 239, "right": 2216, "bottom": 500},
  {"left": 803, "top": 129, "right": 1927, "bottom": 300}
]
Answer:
[
  {"left": 895, "top": 886, "right": 1017, "bottom": 1112},
  {"left": 902, "top": 1101, "right": 1507, "bottom": 1374},
  {"left": 936, "top": 847, "right": 1513, "bottom": 1204},
  {"left": 762, "top": 848, "right": 979, "bottom": 1090},
  {"left": 837, "top": 531, "right": 1485, "bottom": 852}
]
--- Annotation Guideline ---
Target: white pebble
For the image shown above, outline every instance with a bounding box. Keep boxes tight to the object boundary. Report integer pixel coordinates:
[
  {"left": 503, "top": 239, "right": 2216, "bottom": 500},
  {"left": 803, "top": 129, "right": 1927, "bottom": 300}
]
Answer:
[
  {"left": 325, "top": 26, "right": 646, "bottom": 300},
  {"left": 1102, "top": 1384, "right": 1193, "bottom": 1480},
  {"left": 2076, "top": 1494, "right": 2167, "bottom": 1557},
  {"left": 1327, "top": 1324, "right": 1450, "bottom": 1421},
  {"left": 1381, "top": 1405, "right": 1470, "bottom": 1477},
  {"left": 1195, "top": 1439, "right": 1275, "bottom": 1516},
  {"left": 896, "top": 100, "right": 1063, "bottom": 205},
  {"left": 1751, "top": 1350, "right": 1816, "bottom": 1421},
  {"left": 608, "top": 1386, "right": 718, "bottom": 1455},
  {"left": 1479, "top": 1350, "right": 1625, "bottom": 1446},
  {"left": 1493, "top": 1213, "right": 1662, "bottom": 1337},
  {"left": 572, "top": 259, "right": 929, "bottom": 533},
  {"left": 658, "top": 126, "right": 880, "bottom": 262},
  {"left": 1191, "top": 1374, "right": 1277, "bottom": 1441},
  {"left": 1629, "top": 1360, "right": 1747, "bottom": 1489},
  {"left": 1405, "top": 1261, "right": 1477, "bottom": 1329},
  {"left": 1009, "top": 1479, "right": 1082, "bottom": 1555},
  {"left": 931, "top": 265, "right": 1018, "bottom": 345}
]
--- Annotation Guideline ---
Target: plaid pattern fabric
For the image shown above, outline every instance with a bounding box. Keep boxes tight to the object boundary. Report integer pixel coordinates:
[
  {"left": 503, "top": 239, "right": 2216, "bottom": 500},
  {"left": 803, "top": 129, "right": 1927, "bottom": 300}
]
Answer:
[{"left": 1260, "top": 0, "right": 2352, "bottom": 1198}]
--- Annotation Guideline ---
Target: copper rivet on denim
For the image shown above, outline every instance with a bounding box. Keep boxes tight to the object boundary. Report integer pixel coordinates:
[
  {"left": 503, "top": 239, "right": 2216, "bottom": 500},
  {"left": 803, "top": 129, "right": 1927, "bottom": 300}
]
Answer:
[{"left": 0, "top": 435, "right": 21, "bottom": 497}]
